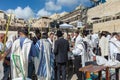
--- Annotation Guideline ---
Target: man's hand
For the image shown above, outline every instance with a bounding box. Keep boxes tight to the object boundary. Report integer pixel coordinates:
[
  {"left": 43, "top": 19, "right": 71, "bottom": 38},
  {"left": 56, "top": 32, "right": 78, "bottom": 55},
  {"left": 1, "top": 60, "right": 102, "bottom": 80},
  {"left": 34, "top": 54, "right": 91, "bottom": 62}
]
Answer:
[
  {"left": 0, "top": 52, "right": 7, "bottom": 60},
  {"left": 93, "top": 56, "right": 96, "bottom": 61},
  {"left": 70, "top": 48, "right": 73, "bottom": 52},
  {"left": 4, "top": 59, "right": 10, "bottom": 65}
]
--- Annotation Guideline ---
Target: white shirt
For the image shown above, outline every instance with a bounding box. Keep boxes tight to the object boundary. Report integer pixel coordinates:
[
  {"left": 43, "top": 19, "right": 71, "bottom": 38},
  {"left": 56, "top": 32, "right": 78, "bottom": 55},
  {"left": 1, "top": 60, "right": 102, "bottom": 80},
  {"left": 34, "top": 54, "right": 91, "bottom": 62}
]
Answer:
[
  {"left": 47, "top": 38, "right": 53, "bottom": 45},
  {"left": 71, "top": 36, "right": 75, "bottom": 42},
  {"left": 72, "top": 42, "right": 84, "bottom": 56},
  {"left": 72, "top": 35, "right": 84, "bottom": 55},
  {"left": 47, "top": 38, "right": 54, "bottom": 52}
]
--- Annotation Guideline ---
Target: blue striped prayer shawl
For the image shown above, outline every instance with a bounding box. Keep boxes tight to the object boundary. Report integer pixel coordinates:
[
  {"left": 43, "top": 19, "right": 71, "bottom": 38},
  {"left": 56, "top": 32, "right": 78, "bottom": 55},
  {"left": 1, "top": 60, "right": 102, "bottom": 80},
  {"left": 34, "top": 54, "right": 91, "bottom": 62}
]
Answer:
[
  {"left": 50, "top": 52, "right": 54, "bottom": 80},
  {"left": 37, "top": 42, "right": 47, "bottom": 77},
  {"left": 35, "top": 40, "right": 54, "bottom": 80}
]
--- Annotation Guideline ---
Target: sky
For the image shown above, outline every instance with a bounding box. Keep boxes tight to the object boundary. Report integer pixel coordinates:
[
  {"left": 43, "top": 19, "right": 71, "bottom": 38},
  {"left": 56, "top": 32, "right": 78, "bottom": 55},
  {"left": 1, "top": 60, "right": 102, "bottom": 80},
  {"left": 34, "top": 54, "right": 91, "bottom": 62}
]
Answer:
[{"left": 0, "top": 0, "right": 93, "bottom": 19}]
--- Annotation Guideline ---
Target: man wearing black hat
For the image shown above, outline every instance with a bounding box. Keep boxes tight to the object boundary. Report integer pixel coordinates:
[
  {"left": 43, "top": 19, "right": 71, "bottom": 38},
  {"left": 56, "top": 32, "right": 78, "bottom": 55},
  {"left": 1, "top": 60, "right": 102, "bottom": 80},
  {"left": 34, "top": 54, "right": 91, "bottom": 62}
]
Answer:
[{"left": 54, "top": 30, "right": 69, "bottom": 80}]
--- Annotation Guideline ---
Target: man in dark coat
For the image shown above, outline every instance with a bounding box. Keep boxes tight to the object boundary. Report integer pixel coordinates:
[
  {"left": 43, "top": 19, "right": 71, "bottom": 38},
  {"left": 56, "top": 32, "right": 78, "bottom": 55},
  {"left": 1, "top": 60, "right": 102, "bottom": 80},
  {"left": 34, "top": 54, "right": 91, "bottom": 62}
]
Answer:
[{"left": 54, "top": 30, "right": 69, "bottom": 80}]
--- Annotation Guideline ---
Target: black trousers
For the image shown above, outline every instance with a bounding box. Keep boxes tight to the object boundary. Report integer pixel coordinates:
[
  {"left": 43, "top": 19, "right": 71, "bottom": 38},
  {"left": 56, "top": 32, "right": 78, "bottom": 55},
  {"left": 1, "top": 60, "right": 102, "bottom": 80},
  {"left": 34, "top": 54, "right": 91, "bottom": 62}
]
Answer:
[
  {"left": 104, "top": 56, "right": 108, "bottom": 60},
  {"left": 28, "top": 61, "right": 35, "bottom": 79},
  {"left": 2, "top": 57, "right": 10, "bottom": 80},
  {"left": 56, "top": 62, "right": 66, "bottom": 80},
  {"left": 74, "top": 55, "right": 82, "bottom": 80},
  {"left": 116, "top": 53, "right": 120, "bottom": 61}
]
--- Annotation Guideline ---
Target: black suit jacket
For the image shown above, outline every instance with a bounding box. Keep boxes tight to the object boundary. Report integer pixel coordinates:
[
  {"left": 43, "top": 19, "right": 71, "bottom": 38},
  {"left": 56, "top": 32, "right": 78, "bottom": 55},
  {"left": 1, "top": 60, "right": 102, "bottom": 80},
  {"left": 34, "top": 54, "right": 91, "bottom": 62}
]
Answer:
[{"left": 54, "top": 37, "right": 69, "bottom": 63}]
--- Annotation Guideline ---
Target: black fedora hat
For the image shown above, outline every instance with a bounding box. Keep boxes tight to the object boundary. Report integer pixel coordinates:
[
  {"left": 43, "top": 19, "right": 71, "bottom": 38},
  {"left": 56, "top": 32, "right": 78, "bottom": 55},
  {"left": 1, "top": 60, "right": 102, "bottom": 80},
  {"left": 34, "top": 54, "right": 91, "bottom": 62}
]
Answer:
[{"left": 56, "top": 30, "right": 63, "bottom": 37}]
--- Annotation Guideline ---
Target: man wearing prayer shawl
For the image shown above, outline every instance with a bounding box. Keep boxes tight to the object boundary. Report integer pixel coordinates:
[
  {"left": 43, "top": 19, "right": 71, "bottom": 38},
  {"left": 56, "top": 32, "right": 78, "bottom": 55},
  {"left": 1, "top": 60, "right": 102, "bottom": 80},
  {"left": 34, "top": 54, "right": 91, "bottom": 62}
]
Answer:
[
  {"left": 109, "top": 33, "right": 120, "bottom": 61},
  {"left": 0, "top": 33, "right": 5, "bottom": 80},
  {"left": 35, "top": 32, "right": 54, "bottom": 80},
  {"left": 99, "top": 32, "right": 109, "bottom": 59},
  {"left": 72, "top": 31, "right": 84, "bottom": 80},
  {"left": 11, "top": 28, "right": 36, "bottom": 79},
  {"left": 2, "top": 34, "right": 16, "bottom": 80}
]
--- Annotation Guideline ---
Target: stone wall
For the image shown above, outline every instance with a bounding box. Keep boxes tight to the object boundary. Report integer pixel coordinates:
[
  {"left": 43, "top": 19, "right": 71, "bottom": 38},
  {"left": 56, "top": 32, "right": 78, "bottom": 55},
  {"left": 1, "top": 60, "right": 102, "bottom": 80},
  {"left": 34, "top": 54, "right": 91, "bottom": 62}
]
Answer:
[
  {"left": 87, "top": 0, "right": 120, "bottom": 33},
  {"left": 87, "top": 0, "right": 120, "bottom": 22},
  {"left": 93, "top": 19, "right": 120, "bottom": 33}
]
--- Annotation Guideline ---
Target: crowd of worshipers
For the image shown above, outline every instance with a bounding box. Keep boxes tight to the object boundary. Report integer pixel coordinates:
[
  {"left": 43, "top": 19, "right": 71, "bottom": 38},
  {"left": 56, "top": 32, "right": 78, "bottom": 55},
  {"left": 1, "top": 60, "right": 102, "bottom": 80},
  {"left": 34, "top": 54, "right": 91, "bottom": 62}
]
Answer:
[{"left": 0, "top": 27, "right": 120, "bottom": 80}]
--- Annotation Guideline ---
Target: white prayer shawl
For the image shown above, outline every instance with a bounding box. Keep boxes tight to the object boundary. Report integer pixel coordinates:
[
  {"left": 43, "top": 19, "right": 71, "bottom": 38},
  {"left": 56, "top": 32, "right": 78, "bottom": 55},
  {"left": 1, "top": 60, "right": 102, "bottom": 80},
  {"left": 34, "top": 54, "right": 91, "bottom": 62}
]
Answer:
[
  {"left": 99, "top": 36, "right": 109, "bottom": 56},
  {"left": 72, "top": 36, "right": 86, "bottom": 67},
  {"left": 5, "top": 35, "right": 16, "bottom": 57},
  {"left": 11, "top": 38, "right": 32, "bottom": 79},
  {"left": 106, "top": 35, "right": 111, "bottom": 40},
  {"left": 75, "top": 35, "right": 83, "bottom": 45},
  {"left": 91, "top": 34, "right": 99, "bottom": 48},
  {"left": 83, "top": 37, "right": 95, "bottom": 61},
  {"left": 83, "top": 36, "right": 93, "bottom": 49},
  {"left": 35, "top": 39, "right": 52, "bottom": 80},
  {"left": 6, "top": 35, "right": 16, "bottom": 49},
  {"left": 81, "top": 42, "right": 86, "bottom": 67},
  {"left": 73, "top": 35, "right": 83, "bottom": 56},
  {"left": 83, "top": 37, "right": 87, "bottom": 43},
  {"left": 0, "top": 42, "right": 4, "bottom": 80},
  {"left": 109, "top": 39, "right": 120, "bottom": 57}
]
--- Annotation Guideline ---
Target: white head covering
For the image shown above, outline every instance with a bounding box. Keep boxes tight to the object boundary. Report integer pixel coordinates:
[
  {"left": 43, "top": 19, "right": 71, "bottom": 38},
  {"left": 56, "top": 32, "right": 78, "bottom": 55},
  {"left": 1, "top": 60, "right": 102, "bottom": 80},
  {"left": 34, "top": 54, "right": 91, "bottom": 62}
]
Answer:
[{"left": 6, "top": 35, "right": 16, "bottom": 50}]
